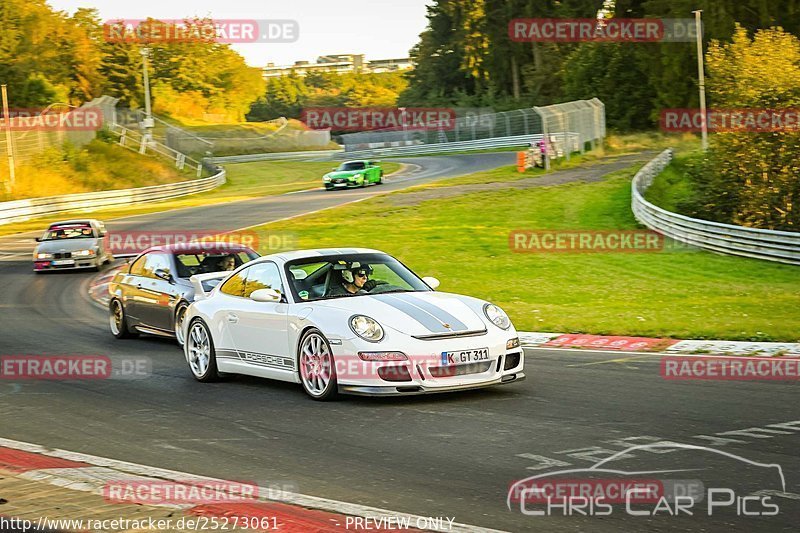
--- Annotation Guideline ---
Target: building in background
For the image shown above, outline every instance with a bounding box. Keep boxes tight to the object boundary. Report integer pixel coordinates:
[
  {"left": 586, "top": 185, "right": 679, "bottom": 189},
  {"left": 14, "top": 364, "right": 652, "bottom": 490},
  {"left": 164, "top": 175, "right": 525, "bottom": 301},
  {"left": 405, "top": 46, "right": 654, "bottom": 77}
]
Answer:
[{"left": 262, "top": 54, "right": 412, "bottom": 78}]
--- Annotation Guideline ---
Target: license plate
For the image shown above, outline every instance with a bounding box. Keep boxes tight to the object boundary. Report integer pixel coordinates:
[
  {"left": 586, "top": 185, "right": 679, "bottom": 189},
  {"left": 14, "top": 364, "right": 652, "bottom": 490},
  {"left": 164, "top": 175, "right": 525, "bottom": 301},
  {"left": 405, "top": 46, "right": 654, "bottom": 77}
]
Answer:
[
  {"left": 441, "top": 348, "right": 489, "bottom": 366},
  {"left": 334, "top": 183, "right": 347, "bottom": 187},
  {"left": 52, "top": 259, "right": 75, "bottom": 266}
]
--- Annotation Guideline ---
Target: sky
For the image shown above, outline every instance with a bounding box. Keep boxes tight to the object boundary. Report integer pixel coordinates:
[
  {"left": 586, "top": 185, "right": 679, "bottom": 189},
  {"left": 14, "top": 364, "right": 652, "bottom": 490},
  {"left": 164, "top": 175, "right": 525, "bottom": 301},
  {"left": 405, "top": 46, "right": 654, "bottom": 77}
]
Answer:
[{"left": 47, "top": 0, "right": 432, "bottom": 67}]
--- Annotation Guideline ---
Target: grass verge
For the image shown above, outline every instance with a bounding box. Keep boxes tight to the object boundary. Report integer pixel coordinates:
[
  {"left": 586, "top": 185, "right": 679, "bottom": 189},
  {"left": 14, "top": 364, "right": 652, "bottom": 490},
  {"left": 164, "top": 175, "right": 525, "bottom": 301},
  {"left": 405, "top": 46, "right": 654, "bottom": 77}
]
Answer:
[
  {"left": 644, "top": 152, "right": 702, "bottom": 212},
  {"left": 3, "top": 140, "right": 192, "bottom": 201},
  {"left": 249, "top": 160, "right": 800, "bottom": 341}
]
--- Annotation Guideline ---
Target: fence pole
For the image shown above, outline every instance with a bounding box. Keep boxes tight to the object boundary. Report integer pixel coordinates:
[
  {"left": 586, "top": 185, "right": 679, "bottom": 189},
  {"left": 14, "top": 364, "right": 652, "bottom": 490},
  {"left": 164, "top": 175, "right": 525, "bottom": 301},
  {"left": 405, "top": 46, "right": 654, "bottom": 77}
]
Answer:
[{"left": 1, "top": 85, "right": 16, "bottom": 194}]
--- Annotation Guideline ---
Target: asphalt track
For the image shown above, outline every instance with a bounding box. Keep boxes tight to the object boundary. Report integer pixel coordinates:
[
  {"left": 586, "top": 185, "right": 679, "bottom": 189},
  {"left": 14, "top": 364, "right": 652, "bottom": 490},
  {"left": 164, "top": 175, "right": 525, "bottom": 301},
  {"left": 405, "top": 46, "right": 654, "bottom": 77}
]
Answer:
[{"left": 0, "top": 152, "right": 798, "bottom": 532}]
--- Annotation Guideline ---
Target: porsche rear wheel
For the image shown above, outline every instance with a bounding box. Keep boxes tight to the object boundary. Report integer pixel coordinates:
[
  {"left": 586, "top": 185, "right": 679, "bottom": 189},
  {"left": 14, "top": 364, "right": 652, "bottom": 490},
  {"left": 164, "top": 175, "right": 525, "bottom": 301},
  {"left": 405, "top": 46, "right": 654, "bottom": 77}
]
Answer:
[{"left": 298, "top": 329, "right": 338, "bottom": 401}]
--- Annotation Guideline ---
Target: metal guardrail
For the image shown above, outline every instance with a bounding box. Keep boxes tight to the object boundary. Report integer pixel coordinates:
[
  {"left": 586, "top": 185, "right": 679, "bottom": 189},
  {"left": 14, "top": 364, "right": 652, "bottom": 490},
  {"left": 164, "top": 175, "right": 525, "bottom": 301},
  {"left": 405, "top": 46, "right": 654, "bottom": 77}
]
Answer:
[
  {"left": 632, "top": 149, "right": 800, "bottom": 265},
  {"left": 0, "top": 169, "right": 226, "bottom": 226},
  {"left": 206, "top": 149, "right": 344, "bottom": 164},
  {"left": 336, "top": 134, "right": 545, "bottom": 159}
]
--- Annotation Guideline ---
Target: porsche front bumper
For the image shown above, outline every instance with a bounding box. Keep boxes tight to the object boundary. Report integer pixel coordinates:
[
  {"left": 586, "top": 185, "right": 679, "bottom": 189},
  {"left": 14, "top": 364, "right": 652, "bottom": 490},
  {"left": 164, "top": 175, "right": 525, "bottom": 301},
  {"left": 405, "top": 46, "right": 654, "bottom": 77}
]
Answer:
[{"left": 338, "top": 371, "right": 526, "bottom": 396}]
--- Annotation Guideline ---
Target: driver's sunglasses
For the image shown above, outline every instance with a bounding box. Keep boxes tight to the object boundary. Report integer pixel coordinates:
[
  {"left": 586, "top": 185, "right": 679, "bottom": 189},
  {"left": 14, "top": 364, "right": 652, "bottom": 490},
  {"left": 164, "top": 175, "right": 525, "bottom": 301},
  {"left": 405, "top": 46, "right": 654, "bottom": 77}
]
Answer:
[{"left": 355, "top": 272, "right": 368, "bottom": 278}]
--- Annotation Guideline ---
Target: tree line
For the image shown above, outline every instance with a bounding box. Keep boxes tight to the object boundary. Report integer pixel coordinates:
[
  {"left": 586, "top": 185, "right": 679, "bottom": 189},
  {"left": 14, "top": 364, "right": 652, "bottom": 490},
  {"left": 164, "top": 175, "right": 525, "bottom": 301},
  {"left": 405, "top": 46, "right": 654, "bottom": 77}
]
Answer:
[
  {"left": 399, "top": 0, "right": 800, "bottom": 130},
  {"left": 0, "top": 0, "right": 263, "bottom": 121}
]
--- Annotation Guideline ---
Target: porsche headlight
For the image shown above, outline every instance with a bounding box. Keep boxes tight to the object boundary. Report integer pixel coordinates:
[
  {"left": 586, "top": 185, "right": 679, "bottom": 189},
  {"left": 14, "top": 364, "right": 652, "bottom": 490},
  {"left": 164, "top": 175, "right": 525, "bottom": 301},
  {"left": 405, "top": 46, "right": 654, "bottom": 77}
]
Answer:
[
  {"left": 350, "top": 315, "right": 384, "bottom": 342},
  {"left": 483, "top": 303, "right": 511, "bottom": 330},
  {"left": 36, "top": 252, "right": 53, "bottom": 260},
  {"left": 323, "top": 175, "right": 331, "bottom": 182}
]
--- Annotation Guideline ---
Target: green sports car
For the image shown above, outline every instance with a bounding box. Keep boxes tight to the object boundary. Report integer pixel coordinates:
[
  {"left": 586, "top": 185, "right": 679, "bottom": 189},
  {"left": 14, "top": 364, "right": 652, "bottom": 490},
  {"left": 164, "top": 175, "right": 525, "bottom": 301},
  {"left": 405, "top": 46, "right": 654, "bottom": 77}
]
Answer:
[{"left": 323, "top": 160, "right": 384, "bottom": 190}]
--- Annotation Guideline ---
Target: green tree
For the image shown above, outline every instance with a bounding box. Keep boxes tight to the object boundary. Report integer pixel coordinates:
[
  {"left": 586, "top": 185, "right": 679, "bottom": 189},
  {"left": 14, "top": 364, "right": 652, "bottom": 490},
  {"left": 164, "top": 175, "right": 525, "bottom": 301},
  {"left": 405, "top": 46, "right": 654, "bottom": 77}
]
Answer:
[{"left": 691, "top": 25, "right": 800, "bottom": 230}]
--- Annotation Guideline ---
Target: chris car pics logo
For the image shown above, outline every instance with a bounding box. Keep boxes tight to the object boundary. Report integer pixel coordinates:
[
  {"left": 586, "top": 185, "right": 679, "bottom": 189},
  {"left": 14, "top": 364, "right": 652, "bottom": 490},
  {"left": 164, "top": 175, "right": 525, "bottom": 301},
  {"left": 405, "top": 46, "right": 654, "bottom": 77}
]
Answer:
[{"left": 508, "top": 443, "right": 787, "bottom": 518}]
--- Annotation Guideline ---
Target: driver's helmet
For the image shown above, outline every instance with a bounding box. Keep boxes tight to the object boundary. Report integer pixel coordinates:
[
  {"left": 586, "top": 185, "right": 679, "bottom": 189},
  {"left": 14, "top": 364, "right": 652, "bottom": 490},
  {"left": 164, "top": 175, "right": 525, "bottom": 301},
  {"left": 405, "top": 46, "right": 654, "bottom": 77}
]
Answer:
[{"left": 341, "top": 262, "right": 373, "bottom": 283}]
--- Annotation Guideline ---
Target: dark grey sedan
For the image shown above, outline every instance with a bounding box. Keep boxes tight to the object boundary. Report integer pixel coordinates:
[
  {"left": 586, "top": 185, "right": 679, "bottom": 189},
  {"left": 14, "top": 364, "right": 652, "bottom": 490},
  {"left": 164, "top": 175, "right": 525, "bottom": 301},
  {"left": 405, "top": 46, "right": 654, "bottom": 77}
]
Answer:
[{"left": 108, "top": 242, "right": 260, "bottom": 345}]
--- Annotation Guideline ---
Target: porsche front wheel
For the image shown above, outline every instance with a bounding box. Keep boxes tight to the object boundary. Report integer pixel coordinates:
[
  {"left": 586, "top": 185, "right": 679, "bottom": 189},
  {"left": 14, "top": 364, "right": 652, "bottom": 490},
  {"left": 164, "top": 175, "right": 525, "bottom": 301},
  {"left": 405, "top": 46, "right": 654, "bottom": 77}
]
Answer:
[
  {"left": 298, "top": 329, "right": 338, "bottom": 401},
  {"left": 186, "top": 319, "right": 220, "bottom": 382}
]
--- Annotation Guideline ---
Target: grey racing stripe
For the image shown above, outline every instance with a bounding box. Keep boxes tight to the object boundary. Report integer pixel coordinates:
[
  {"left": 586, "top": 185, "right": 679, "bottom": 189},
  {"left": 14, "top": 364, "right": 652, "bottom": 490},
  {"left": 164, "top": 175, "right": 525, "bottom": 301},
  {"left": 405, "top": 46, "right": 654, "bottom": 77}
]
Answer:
[
  {"left": 389, "top": 293, "right": 469, "bottom": 331},
  {"left": 373, "top": 294, "right": 450, "bottom": 333}
]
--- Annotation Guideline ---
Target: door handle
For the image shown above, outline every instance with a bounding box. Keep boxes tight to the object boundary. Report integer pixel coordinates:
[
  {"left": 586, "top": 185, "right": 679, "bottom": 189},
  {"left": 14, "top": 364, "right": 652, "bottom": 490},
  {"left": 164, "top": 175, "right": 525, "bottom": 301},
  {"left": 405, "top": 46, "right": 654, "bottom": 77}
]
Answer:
[{"left": 226, "top": 314, "right": 239, "bottom": 323}]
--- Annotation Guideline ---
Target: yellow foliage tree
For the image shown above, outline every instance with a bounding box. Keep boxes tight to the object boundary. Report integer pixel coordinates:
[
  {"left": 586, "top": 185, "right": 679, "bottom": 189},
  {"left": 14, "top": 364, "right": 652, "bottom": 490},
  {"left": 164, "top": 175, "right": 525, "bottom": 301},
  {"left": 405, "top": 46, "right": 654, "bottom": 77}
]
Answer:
[{"left": 702, "top": 25, "right": 800, "bottom": 230}]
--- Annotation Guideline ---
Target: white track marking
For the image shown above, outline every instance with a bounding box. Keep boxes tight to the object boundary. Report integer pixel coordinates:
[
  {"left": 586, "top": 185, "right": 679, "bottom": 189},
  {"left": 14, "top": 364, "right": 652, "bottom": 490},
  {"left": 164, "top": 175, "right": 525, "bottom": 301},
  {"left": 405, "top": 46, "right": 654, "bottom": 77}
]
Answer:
[{"left": 0, "top": 437, "right": 508, "bottom": 533}]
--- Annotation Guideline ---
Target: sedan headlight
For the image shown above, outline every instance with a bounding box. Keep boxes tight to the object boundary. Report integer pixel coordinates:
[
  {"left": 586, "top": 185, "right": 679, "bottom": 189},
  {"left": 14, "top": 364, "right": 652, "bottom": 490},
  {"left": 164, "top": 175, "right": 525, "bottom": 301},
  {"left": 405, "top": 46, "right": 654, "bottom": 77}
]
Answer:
[
  {"left": 350, "top": 315, "right": 384, "bottom": 342},
  {"left": 483, "top": 303, "right": 511, "bottom": 330},
  {"left": 73, "top": 249, "right": 96, "bottom": 257},
  {"left": 36, "top": 252, "right": 53, "bottom": 260}
]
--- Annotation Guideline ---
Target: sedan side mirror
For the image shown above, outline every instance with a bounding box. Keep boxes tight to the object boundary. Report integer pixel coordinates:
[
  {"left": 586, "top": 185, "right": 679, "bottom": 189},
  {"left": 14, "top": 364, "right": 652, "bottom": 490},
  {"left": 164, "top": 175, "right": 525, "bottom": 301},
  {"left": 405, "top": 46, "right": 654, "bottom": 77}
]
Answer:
[
  {"left": 251, "top": 288, "right": 282, "bottom": 302},
  {"left": 154, "top": 268, "right": 172, "bottom": 282},
  {"left": 422, "top": 276, "right": 440, "bottom": 290}
]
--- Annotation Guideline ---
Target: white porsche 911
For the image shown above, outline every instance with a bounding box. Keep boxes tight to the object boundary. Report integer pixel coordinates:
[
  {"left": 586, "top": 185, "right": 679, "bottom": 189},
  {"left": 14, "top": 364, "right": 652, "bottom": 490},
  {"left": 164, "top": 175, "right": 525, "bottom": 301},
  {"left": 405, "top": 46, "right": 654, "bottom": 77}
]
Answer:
[{"left": 182, "top": 248, "right": 525, "bottom": 400}]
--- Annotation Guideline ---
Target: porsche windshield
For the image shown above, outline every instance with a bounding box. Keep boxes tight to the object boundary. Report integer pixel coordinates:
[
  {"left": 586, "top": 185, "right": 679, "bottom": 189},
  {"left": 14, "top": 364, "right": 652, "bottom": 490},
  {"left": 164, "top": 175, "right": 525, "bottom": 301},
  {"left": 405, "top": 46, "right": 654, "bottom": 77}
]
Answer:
[{"left": 287, "top": 254, "right": 430, "bottom": 301}]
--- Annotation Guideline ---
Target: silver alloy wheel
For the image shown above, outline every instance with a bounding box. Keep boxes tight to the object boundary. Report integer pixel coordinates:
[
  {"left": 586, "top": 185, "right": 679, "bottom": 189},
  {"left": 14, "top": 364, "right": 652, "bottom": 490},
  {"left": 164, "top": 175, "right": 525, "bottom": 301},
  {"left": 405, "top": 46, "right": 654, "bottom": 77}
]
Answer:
[
  {"left": 299, "top": 332, "right": 333, "bottom": 397},
  {"left": 175, "top": 305, "right": 187, "bottom": 345},
  {"left": 187, "top": 322, "right": 211, "bottom": 378},
  {"left": 110, "top": 300, "right": 123, "bottom": 336}
]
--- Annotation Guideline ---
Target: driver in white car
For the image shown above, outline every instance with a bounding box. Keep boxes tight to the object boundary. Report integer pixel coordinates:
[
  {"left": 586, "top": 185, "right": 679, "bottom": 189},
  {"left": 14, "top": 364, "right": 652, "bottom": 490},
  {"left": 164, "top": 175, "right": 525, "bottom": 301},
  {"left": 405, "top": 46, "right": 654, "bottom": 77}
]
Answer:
[{"left": 328, "top": 263, "right": 386, "bottom": 296}]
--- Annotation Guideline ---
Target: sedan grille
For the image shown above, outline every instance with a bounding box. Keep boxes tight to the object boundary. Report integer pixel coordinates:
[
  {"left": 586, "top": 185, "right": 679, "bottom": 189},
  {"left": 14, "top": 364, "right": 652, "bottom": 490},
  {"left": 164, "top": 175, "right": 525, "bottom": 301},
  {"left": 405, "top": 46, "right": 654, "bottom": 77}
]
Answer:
[
  {"left": 53, "top": 252, "right": 72, "bottom": 259},
  {"left": 428, "top": 361, "right": 493, "bottom": 378}
]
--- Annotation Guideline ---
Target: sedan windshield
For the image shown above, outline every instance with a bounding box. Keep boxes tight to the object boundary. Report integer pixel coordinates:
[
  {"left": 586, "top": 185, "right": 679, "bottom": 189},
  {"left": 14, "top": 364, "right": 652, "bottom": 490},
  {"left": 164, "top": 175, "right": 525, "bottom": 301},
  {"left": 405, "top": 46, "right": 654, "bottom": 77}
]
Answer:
[
  {"left": 287, "top": 253, "right": 430, "bottom": 301},
  {"left": 173, "top": 250, "right": 259, "bottom": 278},
  {"left": 41, "top": 224, "right": 95, "bottom": 240},
  {"left": 337, "top": 162, "right": 366, "bottom": 171}
]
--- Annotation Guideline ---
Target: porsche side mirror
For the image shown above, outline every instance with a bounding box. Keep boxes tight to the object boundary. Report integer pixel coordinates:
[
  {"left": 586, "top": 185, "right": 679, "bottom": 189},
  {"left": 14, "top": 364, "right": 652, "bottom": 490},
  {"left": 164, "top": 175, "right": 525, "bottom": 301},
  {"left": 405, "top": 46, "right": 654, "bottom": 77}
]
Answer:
[
  {"left": 35, "top": 237, "right": 42, "bottom": 242},
  {"left": 422, "top": 276, "right": 440, "bottom": 290},
  {"left": 251, "top": 288, "right": 282, "bottom": 302},
  {"left": 154, "top": 268, "right": 172, "bottom": 282}
]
